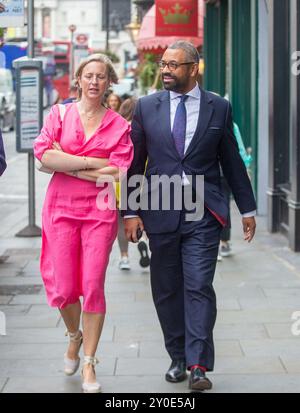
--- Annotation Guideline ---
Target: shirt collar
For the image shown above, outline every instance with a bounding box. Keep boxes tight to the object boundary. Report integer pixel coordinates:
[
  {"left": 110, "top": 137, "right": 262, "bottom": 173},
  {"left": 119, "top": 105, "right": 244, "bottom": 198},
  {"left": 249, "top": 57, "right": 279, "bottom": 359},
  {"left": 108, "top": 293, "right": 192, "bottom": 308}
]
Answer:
[{"left": 170, "top": 83, "right": 201, "bottom": 101}]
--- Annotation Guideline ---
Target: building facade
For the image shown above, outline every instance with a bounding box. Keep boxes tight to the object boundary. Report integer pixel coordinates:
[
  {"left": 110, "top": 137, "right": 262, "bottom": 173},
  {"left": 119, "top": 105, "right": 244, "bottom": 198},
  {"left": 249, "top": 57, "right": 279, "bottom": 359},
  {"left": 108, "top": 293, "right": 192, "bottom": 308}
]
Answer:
[
  {"left": 203, "top": 0, "right": 300, "bottom": 252},
  {"left": 6, "top": 0, "right": 136, "bottom": 75}
]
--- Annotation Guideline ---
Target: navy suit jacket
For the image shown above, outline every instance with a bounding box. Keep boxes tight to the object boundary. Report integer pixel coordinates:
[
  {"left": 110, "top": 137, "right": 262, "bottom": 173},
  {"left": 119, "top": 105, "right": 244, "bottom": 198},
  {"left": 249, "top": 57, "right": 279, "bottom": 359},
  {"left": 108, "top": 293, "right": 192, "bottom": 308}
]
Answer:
[
  {"left": 0, "top": 130, "right": 6, "bottom": 177},
  {"left": 124, "top": 88, "right": 257, "bottom": 234}
]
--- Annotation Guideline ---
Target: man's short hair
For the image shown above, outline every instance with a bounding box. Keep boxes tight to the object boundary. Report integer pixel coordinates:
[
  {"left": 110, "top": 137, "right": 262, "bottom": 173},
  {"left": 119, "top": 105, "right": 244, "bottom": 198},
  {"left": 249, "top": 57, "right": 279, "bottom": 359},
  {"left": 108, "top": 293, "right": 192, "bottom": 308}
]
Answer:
[{"left": 168, "top": 41, "right": 200, "bottom": 64}]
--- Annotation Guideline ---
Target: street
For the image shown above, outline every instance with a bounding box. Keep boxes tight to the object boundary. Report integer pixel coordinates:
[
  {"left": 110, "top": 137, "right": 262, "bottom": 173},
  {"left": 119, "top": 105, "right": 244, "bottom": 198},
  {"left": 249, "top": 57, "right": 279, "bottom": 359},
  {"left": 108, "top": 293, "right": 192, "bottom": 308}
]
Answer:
[{"left": 0, "top": 129, "right": 300, "bottom": 393}]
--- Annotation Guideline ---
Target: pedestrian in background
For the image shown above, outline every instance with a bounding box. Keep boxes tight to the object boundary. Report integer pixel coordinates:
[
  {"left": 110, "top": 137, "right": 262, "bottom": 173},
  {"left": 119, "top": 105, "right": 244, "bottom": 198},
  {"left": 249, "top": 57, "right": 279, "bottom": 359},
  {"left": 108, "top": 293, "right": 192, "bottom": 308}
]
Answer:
[
  {"left": 117, "top": 97, "right": 150, "bottom": 270},
  {"left": 0, "top": 129, "right": 6, "bottom": 176},
  {"left": 61, "top": 79, "right": 79, "bottom": 104},
  {"left": 218, "top": 95, "right": 253, "bottom": 261},
  {"left": 106, "top": 92, "right": 122, "bottom": 113},
  {"left": 34, "top": 54, "right": 133, "bottom": 393}
]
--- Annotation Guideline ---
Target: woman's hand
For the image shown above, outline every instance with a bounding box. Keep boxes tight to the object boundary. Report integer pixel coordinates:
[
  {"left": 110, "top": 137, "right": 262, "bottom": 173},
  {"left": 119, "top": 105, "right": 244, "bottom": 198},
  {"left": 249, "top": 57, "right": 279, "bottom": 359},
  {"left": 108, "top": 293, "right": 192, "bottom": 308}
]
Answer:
[
  {"left": 52, "top": 141, "right": 63, "bottom": 152},
  {"left": 51, "top": 142, "right": 108, "bottom": 170}
]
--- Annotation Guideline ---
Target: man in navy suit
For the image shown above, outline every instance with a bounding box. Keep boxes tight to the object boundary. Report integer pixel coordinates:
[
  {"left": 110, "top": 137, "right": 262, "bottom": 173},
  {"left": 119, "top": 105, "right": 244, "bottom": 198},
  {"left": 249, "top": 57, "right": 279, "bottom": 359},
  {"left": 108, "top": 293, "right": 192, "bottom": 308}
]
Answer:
[
  {"left": 123, "top": 41, "right": 256, "bottom": 391},
  {"left": 0, "top": 130, "right": 6, "bottom": 176}
]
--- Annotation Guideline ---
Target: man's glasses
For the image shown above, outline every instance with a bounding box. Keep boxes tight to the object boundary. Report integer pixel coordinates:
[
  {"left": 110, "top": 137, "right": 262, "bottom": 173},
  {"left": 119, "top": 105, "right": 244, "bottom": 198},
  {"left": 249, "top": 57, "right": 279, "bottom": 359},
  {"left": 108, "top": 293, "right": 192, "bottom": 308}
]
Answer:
[{"left": 158, "top": 60, "right": 196, "bottom": 71}]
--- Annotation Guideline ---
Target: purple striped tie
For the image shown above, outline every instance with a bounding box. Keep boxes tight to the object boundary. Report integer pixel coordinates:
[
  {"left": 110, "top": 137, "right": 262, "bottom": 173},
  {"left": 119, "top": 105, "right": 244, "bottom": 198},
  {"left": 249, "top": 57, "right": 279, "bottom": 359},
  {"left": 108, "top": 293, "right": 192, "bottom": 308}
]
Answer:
[{"left": 172, "top": 95, "right": 188, "bottom": 157}]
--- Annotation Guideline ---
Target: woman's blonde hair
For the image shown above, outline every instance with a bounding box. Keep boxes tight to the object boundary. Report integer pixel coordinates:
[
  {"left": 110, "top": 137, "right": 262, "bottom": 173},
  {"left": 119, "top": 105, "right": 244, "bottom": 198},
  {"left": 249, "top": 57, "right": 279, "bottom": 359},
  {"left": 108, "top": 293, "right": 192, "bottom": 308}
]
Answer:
[{"left": 75, "top": 53, "right": 119, "bottom": 98}]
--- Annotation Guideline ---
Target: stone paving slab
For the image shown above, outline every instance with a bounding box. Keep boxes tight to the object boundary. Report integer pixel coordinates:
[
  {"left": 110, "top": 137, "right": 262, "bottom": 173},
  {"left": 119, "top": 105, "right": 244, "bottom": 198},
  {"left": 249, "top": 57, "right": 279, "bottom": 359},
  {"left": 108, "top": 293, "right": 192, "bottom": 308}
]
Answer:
[
  {"left": 0, "top": 341, "right": 138, "bottom": 360},
  {"left": 25, "top": 305, "right": 61, "bottom": 316},
  {"left": 263, "top": 288, "right": 300, "bottom": 298},
  {"left": 218, "top": 270, "right": 298, "bottom": 283},
  {"left": 9, "top": 295, "right": 47, "bottom": 305},
  {"left": 0, "top": 357, "right": 116, "bottom": 377},
  {"left": 216, "top": 298, "right": 241, "bottom": 310},
  {"left": 0, "top": 378, "right": 8, "bottom": 393},
  {"left": 0, "top": 269, "right": 23, "bottom": 277},
  {"left": 106, "top": 273, "right": 151, "bottom": 285},
  {"left": 105, "top": 313, "right": 161, "bottom": 324},
  {"left": 107, "top": 302, "right": 156, "bottom": 315},
  {"left": 139, "top": 340, "right": 243, "bottom": 358},
  {"left": 1, "top": 375, "right": 191, "bottom": 394},
  {"left": 114, "top": 325, "right": 164, "bottom": 342},
  {"left": 116, "top": 358, "right": 170, "bottom": 376},
  {"left": 2, "top": 376, "right": 83, "bottom": 393},
  {"left": 214, "top": 323, "right": 269, "bottom": 340},
  {"left": 1, "top": 325, "right": 114, "bottom": 344},
  {"left": 105, "top": 282, "right": 153, "bottom": 293},
  {"left": 239, "top": 339, "right": 300, "bottom": 357},
  {"left": 0, "top": 305, "right": 30, "bottom": 315},
  {"left": 264, "top": 323, "right": 297, "bottom": 339},
  {"left": 0, "top": 296, "right": 12, "bottom": 305},
  {"left": 208, "top": 374, "right": 300, "bottom": 393},
  {"left": 0, "top": 276, "right": 43, "bottom": 286},
  {"left": 217, "top": 309, "right": 294, "bottom": 324},
  {"left": 106, "top": 292, "right": 136, "bottom": 303},
  {"left": 238, "top": 296, "right": 300, "bottom": 310},
  {"left": 115, "top": 356, "right": 286, "bottom": 376},
  {"left": 22, "top": 261, "right": 41, "bottom": 272},
  {"left": 280, "top": 358, "right": 300, "bottom": 374},
  {"left": 214, "top": 284, "right": 266, "bottom": 299},
  {"left": 214, "top": 356, "right": 286, "bottom": 374},
  {"left": 10, "top": 292, "right": 137, "bottom": 305},
  {"left": 3, "top": 373, "right": 300, "bottom": 393},
  {"left": 4, "top": 313, "right": 60, "bottom": 329}
]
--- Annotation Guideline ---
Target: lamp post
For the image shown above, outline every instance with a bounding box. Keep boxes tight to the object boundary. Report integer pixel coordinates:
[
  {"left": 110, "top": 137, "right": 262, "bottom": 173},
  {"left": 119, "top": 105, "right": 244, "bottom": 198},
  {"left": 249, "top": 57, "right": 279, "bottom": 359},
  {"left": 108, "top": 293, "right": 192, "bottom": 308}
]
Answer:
[
  {"left": 105, "top": 0, "right": 109, "bottom": 51},
  {"left": 125, "top": 14, "right": 141, "bottom": 45},
  {"left": 69, "top": 24, "right": 76, "bottom": 85},
  {"left": 125, "top": 6, "right": 141, "bottom": 89},
  {"left": 16, "top": 0, "right": 42, "bottom": 237}
]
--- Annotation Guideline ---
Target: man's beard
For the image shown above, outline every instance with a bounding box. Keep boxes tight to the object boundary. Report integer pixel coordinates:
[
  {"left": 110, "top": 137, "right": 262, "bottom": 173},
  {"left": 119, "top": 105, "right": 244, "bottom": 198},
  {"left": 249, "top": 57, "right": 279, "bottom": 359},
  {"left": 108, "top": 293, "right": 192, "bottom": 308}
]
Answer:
[{"left": 162, "top": 74, "right": 188, "bottom": 93}]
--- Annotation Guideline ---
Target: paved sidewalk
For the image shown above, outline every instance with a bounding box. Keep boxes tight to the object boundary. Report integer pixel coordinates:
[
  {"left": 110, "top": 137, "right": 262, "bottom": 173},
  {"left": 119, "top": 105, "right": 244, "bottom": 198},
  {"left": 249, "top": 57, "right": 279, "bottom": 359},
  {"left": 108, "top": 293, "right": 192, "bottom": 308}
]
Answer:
[{"left": 1, "top": 158, "right": 300, "bottom": 392}]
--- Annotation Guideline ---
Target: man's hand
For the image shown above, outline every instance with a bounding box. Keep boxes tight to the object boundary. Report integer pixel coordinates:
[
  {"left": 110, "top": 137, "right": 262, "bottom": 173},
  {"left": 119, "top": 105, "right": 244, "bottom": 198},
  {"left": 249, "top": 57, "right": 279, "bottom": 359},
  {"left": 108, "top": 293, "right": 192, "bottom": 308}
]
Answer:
[
  {"left": 242, "top": 217, "right": 256, "bottom": 243},
  {"left": 124, "top": 217, "right": 144, "bottom": 243}
]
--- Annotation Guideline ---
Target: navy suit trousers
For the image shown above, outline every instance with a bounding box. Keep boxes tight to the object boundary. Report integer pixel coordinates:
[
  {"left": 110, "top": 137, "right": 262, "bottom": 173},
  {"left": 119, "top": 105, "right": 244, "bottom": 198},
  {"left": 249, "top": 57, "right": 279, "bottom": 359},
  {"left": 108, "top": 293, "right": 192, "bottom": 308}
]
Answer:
[{"left": 148, "top": 208, "right": 222, "bottom": 371}]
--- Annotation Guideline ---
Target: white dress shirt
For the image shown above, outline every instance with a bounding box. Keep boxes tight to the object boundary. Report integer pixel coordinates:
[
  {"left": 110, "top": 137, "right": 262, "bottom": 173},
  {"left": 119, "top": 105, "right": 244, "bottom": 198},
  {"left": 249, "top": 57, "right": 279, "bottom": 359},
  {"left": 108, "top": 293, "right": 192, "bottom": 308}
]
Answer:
[
  {"left": 125, "top": 83, "right": 256, "bottom": 218},
  {"left": 170, "top": 83, "right": 200, "bottom": 186},
  {"left": 170, "top": 83, "right": 201, "bottom": 155}
]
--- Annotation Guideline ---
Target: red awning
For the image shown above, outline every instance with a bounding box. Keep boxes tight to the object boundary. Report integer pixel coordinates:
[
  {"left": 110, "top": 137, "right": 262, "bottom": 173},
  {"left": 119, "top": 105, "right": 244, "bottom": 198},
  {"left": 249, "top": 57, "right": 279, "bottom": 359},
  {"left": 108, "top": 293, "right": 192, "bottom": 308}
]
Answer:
[{"left": 137, "top": 0, "right": 204, "bottom": 52}]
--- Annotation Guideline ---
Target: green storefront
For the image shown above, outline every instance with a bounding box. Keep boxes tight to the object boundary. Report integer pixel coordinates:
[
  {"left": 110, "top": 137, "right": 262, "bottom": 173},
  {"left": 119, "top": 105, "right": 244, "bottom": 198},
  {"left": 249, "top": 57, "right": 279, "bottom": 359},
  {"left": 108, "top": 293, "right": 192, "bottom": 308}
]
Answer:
[
  {"left": 203, "top": 0, "right": 258, "bottom": 194},
  {"left": 203, "top": 0, "right": 300, "bottom": 252}
]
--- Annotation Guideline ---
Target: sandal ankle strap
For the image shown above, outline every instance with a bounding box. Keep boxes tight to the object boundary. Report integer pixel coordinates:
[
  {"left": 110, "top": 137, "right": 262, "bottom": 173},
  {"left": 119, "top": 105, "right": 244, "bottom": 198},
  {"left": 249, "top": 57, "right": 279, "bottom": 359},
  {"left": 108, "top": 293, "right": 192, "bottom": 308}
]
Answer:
[
  {"left": 65, "top": 330, "right": 83, "bottom": 343},
  {"left": 83, "top": 356, "right": 99, "bottom": 367}
]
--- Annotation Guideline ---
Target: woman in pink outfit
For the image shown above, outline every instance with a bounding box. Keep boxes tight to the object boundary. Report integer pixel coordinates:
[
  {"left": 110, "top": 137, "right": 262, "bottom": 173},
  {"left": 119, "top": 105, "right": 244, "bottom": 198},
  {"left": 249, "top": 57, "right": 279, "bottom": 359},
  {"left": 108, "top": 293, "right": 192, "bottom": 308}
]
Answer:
[{"left": 34, "top": 54, "right": 133, "bottom": 393}]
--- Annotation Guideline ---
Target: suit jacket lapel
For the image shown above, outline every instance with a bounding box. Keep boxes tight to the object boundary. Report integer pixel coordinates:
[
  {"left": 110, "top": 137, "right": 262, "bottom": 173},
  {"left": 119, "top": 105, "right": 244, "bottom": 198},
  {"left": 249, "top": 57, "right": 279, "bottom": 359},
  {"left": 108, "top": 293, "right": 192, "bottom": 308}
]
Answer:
[
  {"left": 156, "top": 91, "right": 181, "bottom": 160},
  {"left": 183, "top": 88, "right": 214, "bottom": 159}
]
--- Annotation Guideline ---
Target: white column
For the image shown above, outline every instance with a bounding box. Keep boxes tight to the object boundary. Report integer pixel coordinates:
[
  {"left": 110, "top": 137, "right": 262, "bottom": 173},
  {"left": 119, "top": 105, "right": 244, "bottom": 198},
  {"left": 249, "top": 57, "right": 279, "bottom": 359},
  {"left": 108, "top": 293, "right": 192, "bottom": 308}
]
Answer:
[
  {"left": 35, "top": 7, "right": 42, "bottom": 39},
  {"left": 50, "top": 8, "right": 56, "bottom": 39}
]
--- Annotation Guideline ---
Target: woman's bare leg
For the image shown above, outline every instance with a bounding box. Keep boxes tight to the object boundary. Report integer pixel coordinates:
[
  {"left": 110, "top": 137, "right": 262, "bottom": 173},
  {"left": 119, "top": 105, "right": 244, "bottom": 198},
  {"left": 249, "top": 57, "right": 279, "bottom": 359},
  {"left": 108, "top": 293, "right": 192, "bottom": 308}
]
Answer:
[
  {"left": 82, "top": 312, "right": 105, "bottom": 383},
  {"left": 59, "top": 300, "right": 82, "bottom": 359}
]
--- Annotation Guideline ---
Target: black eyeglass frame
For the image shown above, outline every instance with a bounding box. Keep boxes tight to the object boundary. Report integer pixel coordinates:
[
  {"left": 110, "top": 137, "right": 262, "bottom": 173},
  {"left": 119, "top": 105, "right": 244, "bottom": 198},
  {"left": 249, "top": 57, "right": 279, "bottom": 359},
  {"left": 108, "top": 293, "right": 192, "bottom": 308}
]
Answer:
[{"left": 158, "top": 60, "right": 197, "bottom": 71}]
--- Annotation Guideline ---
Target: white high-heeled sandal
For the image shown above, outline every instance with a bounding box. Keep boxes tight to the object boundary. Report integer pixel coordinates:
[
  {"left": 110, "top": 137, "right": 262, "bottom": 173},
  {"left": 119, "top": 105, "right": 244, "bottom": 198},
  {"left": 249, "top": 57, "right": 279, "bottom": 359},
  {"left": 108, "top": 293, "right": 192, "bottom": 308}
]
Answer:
[
  {"left": 81, "top": 356, "right": 102, "bottom": 393},
  {"left": 64, "top": 330, "right": 83, "bottom": 376}
]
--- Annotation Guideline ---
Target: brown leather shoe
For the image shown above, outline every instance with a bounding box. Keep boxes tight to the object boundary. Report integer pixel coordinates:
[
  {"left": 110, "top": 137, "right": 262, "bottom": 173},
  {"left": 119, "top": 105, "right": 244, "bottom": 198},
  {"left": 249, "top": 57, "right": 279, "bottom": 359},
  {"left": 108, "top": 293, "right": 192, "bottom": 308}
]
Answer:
[{"left": 189, "top": 367, "right": 213, "bottom": 391}]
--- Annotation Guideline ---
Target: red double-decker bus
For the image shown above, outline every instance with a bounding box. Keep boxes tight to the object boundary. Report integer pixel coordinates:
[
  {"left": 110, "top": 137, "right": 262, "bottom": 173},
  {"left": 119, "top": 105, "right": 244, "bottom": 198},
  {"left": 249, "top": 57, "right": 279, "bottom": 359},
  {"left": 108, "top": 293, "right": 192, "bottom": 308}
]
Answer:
[{"left": 53, "top": 41, "right": 71, "bottom": 101}]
